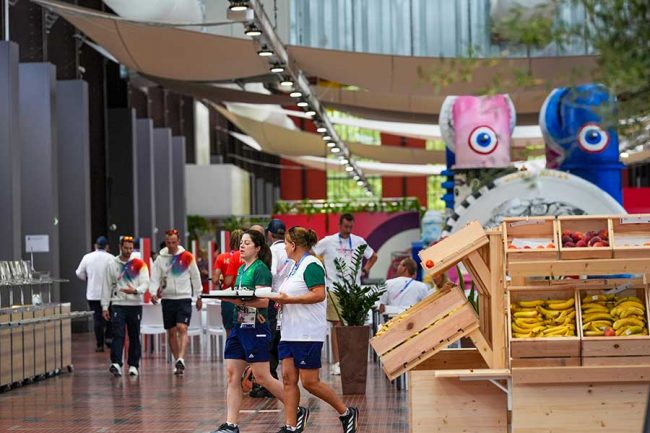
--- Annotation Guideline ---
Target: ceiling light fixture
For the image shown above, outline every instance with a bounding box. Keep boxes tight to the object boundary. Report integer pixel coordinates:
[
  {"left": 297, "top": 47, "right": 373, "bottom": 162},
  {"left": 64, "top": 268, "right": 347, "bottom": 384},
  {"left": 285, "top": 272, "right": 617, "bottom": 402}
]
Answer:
[
  {"left": 228, "top": 1, "right": 249, "bottom": 12},
  {"left": 297, "top": 100, "right": 309, "bottom": 108},
  {"left": 305, "top": 110, "right": 316, "bottom": 117},
  {"left": 289, "top": 91, "right": 302, "bottom": 98},
  {"left": 331, "top": 147, "right": 341, "bottom": 153},
  {"left": 257, "top": 46, "right": 273, "bottom": 57},
  {"left": 353, "top": 175, "right": 360, "bottom": 181},
  {"left": 345, "top": 166, "right": 354, "bottom": 172},
  {"left": 326, "top": 141, "right": 336, "bottom": 148},
  {"left": 244, "top": 23, "right": 262, "bottom": 36},
  {"left": 322, "top": 135, "right": 332, "bottom": 141},
  {"left": 357, "top": 180, "right": 364, "bottom": 186},
  {"left": 316, "top": 126, "right": 327, "bottom": 133},
  {"left": 269, "top": 63, "right": 285, "bottom": 73},
  {"left": 279, "top": 77, "right": 293, "bottom": 87}
]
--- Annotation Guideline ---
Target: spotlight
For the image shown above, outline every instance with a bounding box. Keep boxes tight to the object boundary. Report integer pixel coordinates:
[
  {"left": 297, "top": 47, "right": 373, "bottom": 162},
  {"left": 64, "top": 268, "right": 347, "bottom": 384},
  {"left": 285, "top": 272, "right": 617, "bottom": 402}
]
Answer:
[
  {"left": 331, "top": 147, "right": 341, "bottom": 153},
  {"left": 297, "top": 100, "right": 309, "bottom": 108},
  {"left": 353, "top": 175, "right": 360, "bottom": 181},
  {"left": 316, "top": 126, "right": 327, "bottom": 133},
  {"left": 345, "top": 166, "right": 354, "bottom": 172},
  {"left": 305, "top": 110, "right": 316, "bottom": 117},
  {"left": 289, "top": 91, "right": 302, "bottom": 98},
  {"left": 339, "top": 158, "right": 349, "bottom": 165},
  {"left": 279, "top": 77, "right": 293, "bottom": 87},
  {"left": 326, "top": 141, "right": 336, "bottom": 148},
  {"left": 270, "top": 63, "right": 285, "bottom": 73},
  {"left": 357, "top": 180, "right": 364, "bottom": 186},
  {"left": 244, "top": 23, "right": 262, "bottom": 36},
  {"left": 229, "top": 1, "right": 249, "bottom": 11},
  {"left": 322, "top": 135, "right": 332, "bottom": 141},
  {"left": 257, "top": 46, "right": 273, "bottom": 57}
]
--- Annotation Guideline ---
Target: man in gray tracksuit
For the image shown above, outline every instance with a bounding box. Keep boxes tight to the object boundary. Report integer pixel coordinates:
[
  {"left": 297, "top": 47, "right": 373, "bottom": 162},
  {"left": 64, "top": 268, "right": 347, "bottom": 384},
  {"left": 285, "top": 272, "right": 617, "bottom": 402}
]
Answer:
[
  {"left": 102, "top": 236, "right": 150, "bottom": 377},
  {"left": 150, "top": 229, "right": 202, "bottom": 374}
]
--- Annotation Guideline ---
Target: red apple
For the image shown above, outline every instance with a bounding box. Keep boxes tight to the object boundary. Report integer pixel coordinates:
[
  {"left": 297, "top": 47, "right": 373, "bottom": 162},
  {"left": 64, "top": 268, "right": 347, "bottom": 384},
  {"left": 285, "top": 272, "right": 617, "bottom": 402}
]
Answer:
[
  {"left": 593, "top": 241, "right": 606, "bottom": 247},
  {"left": 604, "top": 327, "right": 616, "bottom": 337},
  {"left": 425, "top": 259, "right": 434, "bottom": 268},
  {"left": 523, "top": 245, "right": 532, "bottom": 249},
  {"left": 547, "top": 243, "right": 556, "bottom": 248},
  {"left": 571, "top": 231, "right": 584, "bottom": 242},
  {"left": 588, "top": 236, "right": 602, "bottom": 247},
  {"left": 575, "top": 240, "right": 588, "bottom": 248},
  {"left": 564, "top": 241, "right": 576, "bottom": 248},
  {"left": 598, "top": 229, "right": 608, "bottom": 239}
]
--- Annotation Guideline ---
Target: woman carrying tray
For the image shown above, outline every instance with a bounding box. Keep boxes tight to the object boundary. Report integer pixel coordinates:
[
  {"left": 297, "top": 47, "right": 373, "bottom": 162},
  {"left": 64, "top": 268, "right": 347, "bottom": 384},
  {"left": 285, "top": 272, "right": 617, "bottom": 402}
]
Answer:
[
  {"left": 212, "top": 229, "right": 308, "bottom": 433},
  {"left": 273, "top": 226, "right": 359, "bottom": 433}
]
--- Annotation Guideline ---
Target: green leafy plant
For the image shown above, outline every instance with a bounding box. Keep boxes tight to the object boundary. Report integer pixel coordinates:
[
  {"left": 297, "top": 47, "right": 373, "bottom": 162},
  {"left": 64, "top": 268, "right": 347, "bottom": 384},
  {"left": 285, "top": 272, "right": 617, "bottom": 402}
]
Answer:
[
  {"left": 330, "top": 244, "right": 386, "bottom": 326},
  {"left": 456, "top": 264, "right": 479, "bottom": 313}
]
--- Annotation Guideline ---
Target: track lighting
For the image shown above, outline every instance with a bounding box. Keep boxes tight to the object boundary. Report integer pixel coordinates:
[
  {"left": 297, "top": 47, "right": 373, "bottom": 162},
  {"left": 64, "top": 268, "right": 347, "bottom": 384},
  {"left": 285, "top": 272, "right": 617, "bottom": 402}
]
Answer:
[
  {"left": 228, "top": 1, "right": 249, "bottom": 12},
  {"left": 297, "top": 100, "right": 309, "bottom": 108},
  {"left": 326, "top": 141, "right": 336, "bottom": 148},
  {"left": 316, "top": 126, "right": 327, "bottom": 133},
  {"left": 331, "top": 147, "right": 341, "bottom": 153},
  {"left": 270, "top": 63, "right": 285, "bottom": 73},
  {"left": 305, "top": 110, "right": 316, "bottom": 117},
  {"left": 257, "top": 46, "right": 273, "bottom": 57},
  {"left": 322, "top": 135, "right": 332, "bottom": 141},
  {"left": 289, "top": 91, "right": 302, "bottom": 98},
  {"left": 244, "top": 23, "right": 262, "bottom": 36},
  {"left": 279, "top": 77, "right": 294, "bottom": 87}
]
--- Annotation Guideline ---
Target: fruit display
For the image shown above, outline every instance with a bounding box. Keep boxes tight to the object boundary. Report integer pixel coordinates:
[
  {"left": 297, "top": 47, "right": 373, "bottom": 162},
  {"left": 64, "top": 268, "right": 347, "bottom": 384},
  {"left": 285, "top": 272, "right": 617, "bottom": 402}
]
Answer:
[
  {"left": 507, "top": 239, "right": 555, "bottom": 250},
  {"left": 510, "top": 297, "right": 576, "bottom": 338},
  {"left": 580, "top": 293, "right": 648, "bottom": 337},
  {"left": 561, "top": 228, "right": 609, "bottom": 248}
]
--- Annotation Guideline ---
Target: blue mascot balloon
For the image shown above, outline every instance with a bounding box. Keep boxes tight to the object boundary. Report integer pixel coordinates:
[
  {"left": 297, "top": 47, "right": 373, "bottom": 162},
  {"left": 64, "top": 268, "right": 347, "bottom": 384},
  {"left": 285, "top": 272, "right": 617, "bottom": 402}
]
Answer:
[{"left": 540, "top": 83, "right": 623, "bottom": 203}]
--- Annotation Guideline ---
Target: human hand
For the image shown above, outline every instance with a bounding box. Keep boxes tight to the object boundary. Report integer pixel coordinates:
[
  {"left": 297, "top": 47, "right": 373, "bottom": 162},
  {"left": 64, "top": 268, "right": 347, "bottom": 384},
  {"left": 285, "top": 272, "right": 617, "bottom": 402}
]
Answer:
[
  {"left": 196, "top": 298, "right": 203, "bottom": 311},
  {"left": 102, "top": 310, "right": 110, "bottom": 321}
]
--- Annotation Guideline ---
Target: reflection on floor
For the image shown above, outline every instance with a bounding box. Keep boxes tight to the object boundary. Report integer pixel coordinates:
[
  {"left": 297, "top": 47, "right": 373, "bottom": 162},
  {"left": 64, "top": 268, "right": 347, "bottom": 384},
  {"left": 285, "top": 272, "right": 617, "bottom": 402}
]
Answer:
[{"left": 0, "top": 333, "right": 408, "bottom": 433}]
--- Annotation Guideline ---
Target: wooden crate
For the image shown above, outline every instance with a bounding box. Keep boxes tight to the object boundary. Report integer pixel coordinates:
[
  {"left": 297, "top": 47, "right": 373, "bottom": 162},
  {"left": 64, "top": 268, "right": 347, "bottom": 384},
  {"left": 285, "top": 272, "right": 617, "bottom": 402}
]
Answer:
[
  {"left": 557, "top": 215, "right": 613, "bottom": 259},
  {"left": 44, "top": 306, "right": 56, "bottom": 374},
  {"left": 61, "top": 303, "right": 72, "bottom": 369},
  {"left": 22, "top": 308, "right": 35, "bottom": 380},
  {"left": 578, "top": 286, "right": 650, "bottom": 361},
  {"left": 419, "top": 221, "right": 488, "bottom": 276},
  {"left": 610, "top": 214, "right": 650, "bottom": 258},
  {"left": 0, "top": 310, "right": 11, "bottom": 387},
  {"left": 503, "top": 216, "right": 558, "bottom": 262},
  {"left": 10, "top": 308, "right": 23, "bottom": 383},
  {"left": 371, "top": 285, "right": 480, "bottom": 380},
  {"left": 33, "top": 307, "right": 46, "bottom": 377},
  {"left": 508, "top": 289, "right": 580, "bottom": 363}
]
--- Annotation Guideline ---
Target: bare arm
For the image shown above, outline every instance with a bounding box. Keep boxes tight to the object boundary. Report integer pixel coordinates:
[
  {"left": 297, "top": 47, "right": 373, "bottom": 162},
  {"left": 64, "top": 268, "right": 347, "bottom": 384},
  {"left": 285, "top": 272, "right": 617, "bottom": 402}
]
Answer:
[{"left": 275, "top": 285, "right": 326, "bottom": 305}]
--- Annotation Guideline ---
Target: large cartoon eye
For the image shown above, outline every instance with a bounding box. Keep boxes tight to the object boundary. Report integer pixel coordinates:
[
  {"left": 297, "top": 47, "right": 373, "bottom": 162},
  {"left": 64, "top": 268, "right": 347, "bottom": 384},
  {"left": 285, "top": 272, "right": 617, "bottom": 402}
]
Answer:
[
  {"left": 578, "top": 123, "right": 609, "bottom": 153},
  {"left": 468, "top": 126, "right": 498, "bottom": 155}
]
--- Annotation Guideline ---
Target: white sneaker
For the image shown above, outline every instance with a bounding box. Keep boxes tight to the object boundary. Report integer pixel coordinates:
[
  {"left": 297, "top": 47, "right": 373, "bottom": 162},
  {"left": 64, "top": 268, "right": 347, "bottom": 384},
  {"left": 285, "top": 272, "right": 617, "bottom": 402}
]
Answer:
[
  {"left": 109, "top": 363, "right": 122, "bottom": 377},
  {"left": 128, "top": 366, "right": 138, "bottom": 376},
  {"left": 331, "top": 362, "right": 341, "bottom": 376}
]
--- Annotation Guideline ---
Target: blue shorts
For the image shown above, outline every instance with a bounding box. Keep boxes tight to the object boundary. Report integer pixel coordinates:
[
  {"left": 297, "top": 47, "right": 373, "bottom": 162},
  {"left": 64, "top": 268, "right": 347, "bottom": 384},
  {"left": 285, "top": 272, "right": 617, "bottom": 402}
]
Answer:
[
  {"left": 161, "top": 298, "right": 192, "bottom": 330},
  {"left": 278, "top": 341, "right": 323, "bottom": 369},
  {"left": 224, "top": 323, "right": 272, "bottom": 363}
]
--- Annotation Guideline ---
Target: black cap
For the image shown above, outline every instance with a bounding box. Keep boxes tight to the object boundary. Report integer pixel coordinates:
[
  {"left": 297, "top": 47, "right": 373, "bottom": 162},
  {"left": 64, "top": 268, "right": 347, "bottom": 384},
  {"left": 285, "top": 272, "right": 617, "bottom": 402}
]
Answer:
[
  {"left": 96, "top": 236, "right": 108, "bottom": 248},
  {"left": 266, "top": 219, "right": 286, "bottom": 235}
]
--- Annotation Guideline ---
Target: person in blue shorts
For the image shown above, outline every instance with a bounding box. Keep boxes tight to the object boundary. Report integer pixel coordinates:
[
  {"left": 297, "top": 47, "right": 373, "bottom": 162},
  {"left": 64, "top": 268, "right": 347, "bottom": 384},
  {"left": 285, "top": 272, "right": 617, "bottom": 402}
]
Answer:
[
  {"left": 212, "top": 229, "right": 308, "bottom": 433},
  {"left": 273, "top": 226, "right": 359, "bottom": 433}
]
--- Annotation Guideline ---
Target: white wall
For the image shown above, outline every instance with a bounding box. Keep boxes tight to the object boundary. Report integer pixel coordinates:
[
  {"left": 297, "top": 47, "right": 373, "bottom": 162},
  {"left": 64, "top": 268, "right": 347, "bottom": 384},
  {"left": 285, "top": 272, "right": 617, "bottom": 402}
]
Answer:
[
  {"left": 194, "top": 101, "right": 210, "bottom": 165},
  {"left": 185, "top": 164, "right": 251, "bottom": 216},
  {"left": 370, "top": 228, "right": 421, "bottom": 281}
]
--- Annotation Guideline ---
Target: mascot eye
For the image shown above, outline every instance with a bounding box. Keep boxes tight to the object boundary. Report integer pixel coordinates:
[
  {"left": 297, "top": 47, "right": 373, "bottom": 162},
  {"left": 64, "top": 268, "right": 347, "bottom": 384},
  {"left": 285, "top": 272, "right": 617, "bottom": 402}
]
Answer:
[
  {"left": 468, "top": 126, "right": 498, "bottom": 154},
  {"left": 578, "top": 123, "right": 609, "bottom": 153}
]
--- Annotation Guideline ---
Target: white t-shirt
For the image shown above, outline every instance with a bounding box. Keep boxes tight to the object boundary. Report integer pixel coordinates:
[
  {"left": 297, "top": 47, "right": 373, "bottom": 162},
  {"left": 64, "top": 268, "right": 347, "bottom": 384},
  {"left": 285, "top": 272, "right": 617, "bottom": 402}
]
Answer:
[
  {"left": 270, "top": 240, "right": 293, "bottom": 292},
  {"left": 278, "top": 255, "right": 327, "bottom": 342},
  {"left": 75, "top": 249, "right": 114, "bottom": 301},
  {"left": 379, "top": 276, "right": 429, "bottom": 308},
  {"left": 313, "top": 233, "right": 374, "bottom": 288}
]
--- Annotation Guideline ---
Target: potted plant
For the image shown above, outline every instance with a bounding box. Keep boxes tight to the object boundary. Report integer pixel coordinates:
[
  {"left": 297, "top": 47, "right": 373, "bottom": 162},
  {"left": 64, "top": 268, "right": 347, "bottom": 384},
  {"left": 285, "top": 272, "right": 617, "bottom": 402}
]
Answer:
[{"left": 330, "top": 244, "right": 385, "bottom": 394}]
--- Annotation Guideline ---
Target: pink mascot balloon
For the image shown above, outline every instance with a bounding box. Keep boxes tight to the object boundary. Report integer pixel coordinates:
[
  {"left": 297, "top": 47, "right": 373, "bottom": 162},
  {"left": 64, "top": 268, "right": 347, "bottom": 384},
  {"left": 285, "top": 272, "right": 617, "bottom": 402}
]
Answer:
[{"left": 439, "top": 95, "right": 516, "bottom": 168}]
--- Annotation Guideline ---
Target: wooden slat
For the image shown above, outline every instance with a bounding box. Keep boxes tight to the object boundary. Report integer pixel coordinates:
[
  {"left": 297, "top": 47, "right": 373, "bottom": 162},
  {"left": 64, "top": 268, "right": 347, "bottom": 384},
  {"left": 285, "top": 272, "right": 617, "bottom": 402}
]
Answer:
[
  {"left": 582, "top": 337, "right": 650, "bottom": 357},
  {"left": 434, "top": 368, "right": 510, "bottom": 379},
  {"left": 370, "top": 285, "right": 466, "bottom": 356},
  {"left": 488, "top": 231, "right": 507, "bottom": 370},
  {"left": 61, "top": 303, "right": 72, "bottom": 369},
  {"left": 411, "top": 348, "right": 488, "bottom": 371},
  {"left": 511, "top": 365, "right": 650, "bottom": 384},
  {"left": 10, "top": 310, "right": 23, "bottom": 383},
  {"left": 510, "top": 337, "right": 580, "bottom": 358},
  {"left": 511, "top": 357, "right": 580, "bottom": 367},
  {"left": 582, "top": 356, "right": 650, "bottom": 366},
  {"left": 508, "top": 258, "right": 650, "bottom": 276},
  {"left": 34, "top": 308, "right": 45, "bottom": 377},
  {"left": 0, "top": 312, "right": 11, "bottom": 386},
  {"left": 463, "top": 251, "right": 490, "bottom": 296},
  {"left": 419, "top": 221, "right": 489, "bottom": 276},
  {"left": 382, "top": 304, "right": 480, "bottom": 380},
  {"left": 469, "top": 328, "right": 493, "bottom": 368}
]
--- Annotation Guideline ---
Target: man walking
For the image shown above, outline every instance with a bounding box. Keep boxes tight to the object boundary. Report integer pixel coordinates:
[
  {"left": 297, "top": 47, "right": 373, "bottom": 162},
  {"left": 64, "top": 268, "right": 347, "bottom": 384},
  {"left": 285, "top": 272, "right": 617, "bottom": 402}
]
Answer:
[
  {"left": 76, "top": 236, "right": 114, "bottom": 352},
  {"left": 102, "top": 236, "right": 150, "bottom": 377},
  {"left": 313, "top": 213, "right": 377, "bottom": 375},
  {"left": 151, "top": 229, "right": 202, "bottom": 374}
]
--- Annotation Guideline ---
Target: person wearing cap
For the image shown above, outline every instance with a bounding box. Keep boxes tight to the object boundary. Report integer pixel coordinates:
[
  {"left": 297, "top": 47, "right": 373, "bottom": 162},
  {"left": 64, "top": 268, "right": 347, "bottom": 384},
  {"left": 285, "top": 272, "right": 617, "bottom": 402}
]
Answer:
[
  {"left": 76, "top": 236, "right": 115, "bottom": 352},
  {"left": 101, "top": 235, "right": 150, "bottom": 377}
]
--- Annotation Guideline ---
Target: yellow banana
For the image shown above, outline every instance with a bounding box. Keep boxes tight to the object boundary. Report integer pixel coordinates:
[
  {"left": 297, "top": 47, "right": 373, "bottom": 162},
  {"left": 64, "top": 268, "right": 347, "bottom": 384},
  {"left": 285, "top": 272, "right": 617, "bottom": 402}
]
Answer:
[
  {"left": 617, "top": 301, "right": 645, "bottom": 311},
  {"left": 547, "top": 298, "right": 573, "bottom": 305},
  {"left": 613, "top": 317, "right": 646, "bottom": 330},
  {"left": 546, "top": 298, "right": 575, "bottom": 310},
  {"left": 616, "top": 325, "right": 643, "bottom": 336},
  {"left": 514, "top": 320, "right": 545, "bottom": 329},
  {"left": 615, "top": 296, "right": 643, "bottom": 306},
  {"left": 537, "top": 305, "right": 562, "bottom": 318},
  {"left": 518, "top": 299, "right": 545, "bottom": 308},
  {"left": 585, "top": 330, "right": 604, "bottom": 336},
  {"left": 581, "top": 303, "right": 609, "bottom": 313},
  {"left": 513, "top": 332, "right": 533, "bottom": 338},
  {"left": 512, "top": 323, "right": 533, "bottom": 334},
  {"left": 620, "top": 307, "right": 645, "bottom": 318},
  {"left": 514, "top": 310, "right": 540, "bottom": 318},
  {"left": 515, "top": 317, "right": 545, "bottom": 325},
  {"left": 583, "top": 312, "right": 614, "bottom": 322},
  {"left": 583, "top": 294, "right": 608, "bottom": 303},
  {"left": 582, "top": 320, "right": 612, "bottom": 330}
]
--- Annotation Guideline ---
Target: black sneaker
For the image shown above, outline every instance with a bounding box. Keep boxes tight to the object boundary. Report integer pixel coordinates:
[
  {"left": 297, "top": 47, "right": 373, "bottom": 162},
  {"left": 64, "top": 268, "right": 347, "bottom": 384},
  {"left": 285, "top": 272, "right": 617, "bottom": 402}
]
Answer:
[
  {"left": 175, "top": 358, "right": 185, "bottom": 374},
  {"left": 274, "top": 427, "right": 294, "bottom": 433},
  {"left": 296, "top": 406, "right": 310, "bottom": 432},
  {"left": 250, "top": 384, "right": 275, "bottom": 398},
  {"left": 211, "top": 423, "right": 239, "bottom": 433},
  {"left": 339, "top": 407, "right": 359, "bottom": 433}
]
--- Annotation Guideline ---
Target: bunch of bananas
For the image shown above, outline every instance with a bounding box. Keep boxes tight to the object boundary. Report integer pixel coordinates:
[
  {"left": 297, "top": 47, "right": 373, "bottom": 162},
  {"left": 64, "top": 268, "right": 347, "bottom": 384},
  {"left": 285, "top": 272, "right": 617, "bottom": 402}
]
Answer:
[
  {"left": 581, "top": 294, "right": 648, "bottom": 336},
  {"left": 510, "top": 297, "right": 576, "bottom": 338}
]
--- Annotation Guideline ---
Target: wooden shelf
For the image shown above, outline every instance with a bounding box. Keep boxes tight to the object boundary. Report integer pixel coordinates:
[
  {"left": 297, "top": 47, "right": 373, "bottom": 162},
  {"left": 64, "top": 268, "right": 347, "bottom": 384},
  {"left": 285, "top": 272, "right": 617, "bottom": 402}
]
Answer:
[
  {"left": 511, "top": 365, "right": 650, "bottom": 384},
  {"left": 434, "top": 368, "right": 511, "bottom": 380},
  {"left": 508, "top": 257, "right": 650, "bottom": 277}
]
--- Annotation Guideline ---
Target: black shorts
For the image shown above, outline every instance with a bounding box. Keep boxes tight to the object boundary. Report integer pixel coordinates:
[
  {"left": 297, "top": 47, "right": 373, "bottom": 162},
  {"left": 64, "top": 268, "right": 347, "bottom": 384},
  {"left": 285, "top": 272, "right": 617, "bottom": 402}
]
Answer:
[{"left": 161, "top": 298, "right": 192, "bottom": 330}]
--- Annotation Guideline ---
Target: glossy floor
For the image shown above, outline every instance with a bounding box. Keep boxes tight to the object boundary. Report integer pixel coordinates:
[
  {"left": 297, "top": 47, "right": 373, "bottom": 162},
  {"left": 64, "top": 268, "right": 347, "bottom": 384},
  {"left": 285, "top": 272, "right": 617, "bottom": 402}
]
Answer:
[{"left": 0, "top": 334, "right": 408, "bottom": 433}]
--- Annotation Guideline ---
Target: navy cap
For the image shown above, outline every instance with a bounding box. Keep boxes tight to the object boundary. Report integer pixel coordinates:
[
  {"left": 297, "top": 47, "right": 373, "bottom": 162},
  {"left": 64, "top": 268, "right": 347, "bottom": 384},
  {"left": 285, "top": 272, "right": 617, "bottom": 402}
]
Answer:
[
  {"left": 266, "top": 219, "right": 286, "bottom": 235},
  {"left": 96, "top": 236, "right": 108, "bottom": 248}
]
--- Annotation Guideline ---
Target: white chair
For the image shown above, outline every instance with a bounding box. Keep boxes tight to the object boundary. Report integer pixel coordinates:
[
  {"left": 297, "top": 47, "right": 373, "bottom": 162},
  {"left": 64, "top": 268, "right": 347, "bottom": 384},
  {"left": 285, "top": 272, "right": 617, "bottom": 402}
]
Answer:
[
  {"left": 187, "top": 303, "right": 204, "bottom": 353},
  {"left": 140, "top": 303, "right": 167, "bottom": 358},
  {"left": 205, "top": 301, "right": 226, "bottom": 360}
]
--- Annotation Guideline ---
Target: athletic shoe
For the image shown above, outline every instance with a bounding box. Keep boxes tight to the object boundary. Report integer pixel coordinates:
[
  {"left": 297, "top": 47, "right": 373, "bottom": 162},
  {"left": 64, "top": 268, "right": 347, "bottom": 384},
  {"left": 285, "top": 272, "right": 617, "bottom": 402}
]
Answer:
[
  {"left": 331, "top": 362, "right": 341, "bottom": 376},
  {"left": 211, "top": 422, "right": 239, "bottom": 433},
  {"left": 109, "top": 363, "right": 122, "bottom": 377},
  {"left": 249, "top": 384, "right": 274, "bottom": 398},
  {"left": 175, "top": 358, "right": 186, "bottom": 373},
  {"left": 128, "top": 366, "right": 139, "bottom": 376},
  {"left": 274, "top": 427, "right": 294, "bottom": 433},
  {"left": 339, "top": 407, "right": 359, "bottom": 433},
  {"left": 296, "top": 406, "right": 310, "bottom": 432}
]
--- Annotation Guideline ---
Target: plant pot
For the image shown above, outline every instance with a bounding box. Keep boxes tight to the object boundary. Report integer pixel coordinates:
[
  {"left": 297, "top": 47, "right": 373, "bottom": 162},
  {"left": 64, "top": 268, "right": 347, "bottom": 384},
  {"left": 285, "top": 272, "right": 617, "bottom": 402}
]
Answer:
[{"left": 335, "top": 325, "right": 370, "bottom": 395}]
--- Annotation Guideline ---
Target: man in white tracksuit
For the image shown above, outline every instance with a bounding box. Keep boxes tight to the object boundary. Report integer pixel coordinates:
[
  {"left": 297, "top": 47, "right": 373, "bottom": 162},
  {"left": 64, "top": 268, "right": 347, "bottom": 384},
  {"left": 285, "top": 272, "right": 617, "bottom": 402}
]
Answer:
[
  {"left": 102, "top": 236, "right": 150, "bottom": 377},
  {"left": 150, "top": 229, "right": 202, "bottom": 374}
]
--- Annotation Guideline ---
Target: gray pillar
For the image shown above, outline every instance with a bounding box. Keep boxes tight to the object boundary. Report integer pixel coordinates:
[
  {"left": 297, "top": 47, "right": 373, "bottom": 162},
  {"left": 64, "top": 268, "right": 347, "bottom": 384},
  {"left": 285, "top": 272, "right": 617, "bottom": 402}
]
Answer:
[
  {"left": 171, "top": 136, "right": 187, "bottom": 245},
  {"left": 106, "top": 108, "right": 137, "bottom": 249},
  {"left": 135, "top": 118, "right": 155, "bottom": 241},
  {"left": 19, "top": 63, "right": 60, "bottom": 298},
  {"left": 153, "top": 128, "right": 173, "bottom": 249},
  {"left": 0, "top": 42, "right": 21, "bottom": 260},
  {"left": 56, "top": 80, "right": 91, "bottom": 311}
]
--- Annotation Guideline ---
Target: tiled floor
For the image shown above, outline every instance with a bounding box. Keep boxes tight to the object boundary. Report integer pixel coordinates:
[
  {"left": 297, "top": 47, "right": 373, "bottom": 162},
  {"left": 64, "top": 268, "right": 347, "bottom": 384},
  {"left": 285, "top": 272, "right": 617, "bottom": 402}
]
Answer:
[{"left": 0, "top": 334, "right": 408, "bottom": 433}]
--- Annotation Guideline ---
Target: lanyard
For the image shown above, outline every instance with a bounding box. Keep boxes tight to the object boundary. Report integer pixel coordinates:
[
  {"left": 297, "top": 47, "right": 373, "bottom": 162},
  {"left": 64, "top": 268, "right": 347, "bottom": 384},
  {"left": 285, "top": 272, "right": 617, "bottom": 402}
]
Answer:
[
  {"left": 391, "top": 278, "right": 414, "bottom": 302},
  {"left": 338, "top": 235, "right": 352, "bottom": 251},
  {"left": 237, "top": 260, "right": 256, "bottom": 290},
  {"left": 288, "top": 253, "right": 309, "bottom": 277}
]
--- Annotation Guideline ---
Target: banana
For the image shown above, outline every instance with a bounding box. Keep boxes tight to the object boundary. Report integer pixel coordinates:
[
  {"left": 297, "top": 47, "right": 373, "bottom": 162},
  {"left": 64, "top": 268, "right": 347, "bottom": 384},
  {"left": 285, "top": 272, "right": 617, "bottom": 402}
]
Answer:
[
  {"left": 547, "top": 298, "right": 573, "bottom": 305},
  {"left": 581, "top": 303, "right": 609, "bottom": 313},
  {"left": 583, "top": 312, "right": 614, "bottom": 322},
  {"left": 620, "top": 307, "right": 645, "bottom": 318},
  {"left": 582, "top": 320, "right": 613, "bottom": 330},
  {"left": 583, "top": 294, "right": 608, "bottom": 303},
  {"left": 585, "top": 330, "right": 605, "bottom": 336},
  {"left": 613, "top": 317, "right": 646, "bottom": 330},
  {"left": 512, "top": 323, "right": 533, "bottom": 334},
  {"left": 615, "top": 296, "right": 643, "bottom": 306},
  {"left": 616, "top": 301, "right": 645, "bottom": 311},
  {"left": 537, "top": 305, "right": 562, "bottom": 318},
  {"left": 515, "top": 317, "right": 545, "bottom": 325},
  {"left": 514, "top": 310, "right": 540, "bottom": 319},
  {"left": 515, "top": 320, "right": 545, "bottom": 329},
  {"left": 546, "top": 298, "right": 575, "bottom": 310},
  {"left": 616, "top": 325, "right": 643, "bottom": 336},
  {"left": 513, "top": 332, "right": 533, "bottom": 338},
  {"left": 542, "top": 324, "right": 570, "bottom": 335},
  {"left": 518, "top": 299, "right": 545, "bottom": 308}
]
